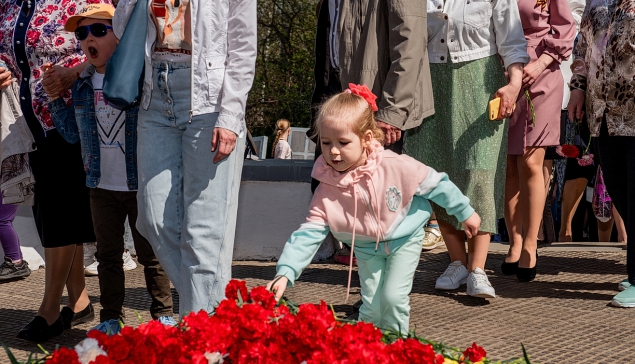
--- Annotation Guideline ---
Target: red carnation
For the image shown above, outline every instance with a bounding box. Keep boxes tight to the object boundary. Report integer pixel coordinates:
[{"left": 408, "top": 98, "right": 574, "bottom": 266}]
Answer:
[
  {"left": 555, "top": 144, "right": 579, "bottom": 158},
  {"left": 347, "top": 83, "right": 378, "bottom": 112},
  {"left": 463, "top": 342, "right": 487, "bottom": 362},
  {"left": 225, "top": 279, "right": 248, "bottom": 303}
]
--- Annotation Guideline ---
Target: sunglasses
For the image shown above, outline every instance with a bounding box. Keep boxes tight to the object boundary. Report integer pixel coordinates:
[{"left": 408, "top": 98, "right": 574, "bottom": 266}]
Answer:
[{"left": 74, "top": 23, "right": 113, "bottom": 41}]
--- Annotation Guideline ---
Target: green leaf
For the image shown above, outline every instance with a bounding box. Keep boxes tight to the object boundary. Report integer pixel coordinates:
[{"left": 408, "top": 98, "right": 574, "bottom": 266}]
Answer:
[
  {"left": 2, "top": 343, "right": 21, "bottom": 364},
  {"left": 525, "top": 90, "right": 536, "bottom": 127}
]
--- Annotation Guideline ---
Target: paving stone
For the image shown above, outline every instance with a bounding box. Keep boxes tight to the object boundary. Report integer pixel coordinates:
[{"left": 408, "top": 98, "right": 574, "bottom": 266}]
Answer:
[{"left": 0, "top": 247, "right": 631, "bottom": 363}]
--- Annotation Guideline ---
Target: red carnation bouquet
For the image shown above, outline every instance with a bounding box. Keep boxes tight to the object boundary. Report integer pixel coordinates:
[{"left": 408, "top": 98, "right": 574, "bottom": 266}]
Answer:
[
  {"left": 346, "top": 83, "right": 378, "bottom": 112},
  {"left": 20, "top": 280, "right": 533, "bottom": 364},
  {"left": 556, "top": 118, "right": 594, "bottom": 166}
]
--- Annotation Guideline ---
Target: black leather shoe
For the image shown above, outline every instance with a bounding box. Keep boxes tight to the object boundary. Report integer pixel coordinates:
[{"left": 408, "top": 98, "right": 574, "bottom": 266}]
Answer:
[
  {"left": 16, "top": 315, "right": 64, "bottom": 342},
  {"left": 500, "top": 260, "right": 519, "bottom": 276},
  {"left": 516, "top": 266, "right": 537, "bottom": 282},
  {"left": 60, "top": 302, "right": 95, "bottom": 329}
]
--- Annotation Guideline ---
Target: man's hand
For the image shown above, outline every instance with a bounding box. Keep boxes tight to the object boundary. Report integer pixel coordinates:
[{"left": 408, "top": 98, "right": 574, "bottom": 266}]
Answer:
[
  {"left": 461, "top": 212, "right": 482, "bottom": 239},
  {"left": 567, "top": 89, "right": 585, "bottom": 122},
  {"left": 211, "top": 127, "right": 238, "bottom": 164},
  {"left": 377, "top": 121, "right": 402, "bottom": 146},
  {"left": 41, "top": 63, "right": 78, "bottom": 99},
  {"left": 0, "top": 67, "right": 12, "bottom": 89},
  {"left": 265, "top": 276, "right": 289, "bottom": 301}
]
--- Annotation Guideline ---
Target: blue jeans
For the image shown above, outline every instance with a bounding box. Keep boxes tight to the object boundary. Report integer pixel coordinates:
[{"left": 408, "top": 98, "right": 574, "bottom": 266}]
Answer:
[{"left": 136, "top": 61, "right": 245, "bottom": 316}]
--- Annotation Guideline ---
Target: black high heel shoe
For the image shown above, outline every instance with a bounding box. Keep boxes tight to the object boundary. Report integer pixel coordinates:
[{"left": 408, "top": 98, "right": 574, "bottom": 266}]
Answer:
[
  {"left": 500, "top": 260, "right": 519, "bottom": 276},
  {"left": 516, "top": 252, "right": 537, "bottom": 282},
  {"left": 16, "top": 315, "right": 64, "bottom": 342},
  {"left": 60, "top": 302, "right": 95, "bottom": 329}
]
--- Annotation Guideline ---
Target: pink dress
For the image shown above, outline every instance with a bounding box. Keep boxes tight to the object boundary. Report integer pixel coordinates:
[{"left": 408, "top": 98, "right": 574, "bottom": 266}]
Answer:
[{"left": 507, "top": 0, "right": 576, "bottom": 155}]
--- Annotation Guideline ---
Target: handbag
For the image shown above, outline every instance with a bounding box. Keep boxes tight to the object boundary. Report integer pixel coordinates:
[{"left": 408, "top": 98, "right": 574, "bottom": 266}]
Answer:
[
  {"left": 592, "top": 165, "right": 613, "bottom": 223},
  {"left": 103, "top": 0, "right": 148, "bottom": 110}
]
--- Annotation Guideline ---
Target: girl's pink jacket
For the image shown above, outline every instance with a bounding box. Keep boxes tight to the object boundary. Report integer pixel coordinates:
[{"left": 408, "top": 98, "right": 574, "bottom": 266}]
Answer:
[{"left": 276, "top": 140, "right": 475, "bottom": 286}]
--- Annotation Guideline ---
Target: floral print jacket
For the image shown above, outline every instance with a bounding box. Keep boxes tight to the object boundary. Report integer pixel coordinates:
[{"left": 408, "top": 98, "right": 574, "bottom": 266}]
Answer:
[
  {"left": 570, "top": 0, "right": 635, "bottom": 137},
  {"left": 0, "top": 0, "right": 106, "bottom": 132}
]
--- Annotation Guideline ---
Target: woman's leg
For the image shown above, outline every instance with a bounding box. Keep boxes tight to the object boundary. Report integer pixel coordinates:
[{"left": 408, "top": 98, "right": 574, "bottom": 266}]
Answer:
[
  {"left": 504, "top": 155, "right": 523, "bottom": 263},
  {"left": 597, "top": 216, "right": 615, "bottom": 242},
  {"left": 558, "top": 178, "right": 588, "bottom": 242},
  {"left": 37, "top": 245, "right": 78, "bottom": 324},
  {"left": 467, "top": 232, "right": 491, "bottom": 272},
  {"left": 517, "top": 147, "right": 547, "bottom": 269},
  {"left": 64, "top": 245, "right": 90, "bottom": 313},
  {"left": 438, "top": 221, "right": 466, "bottom": 265},
  {"left": 613, "top": 206, "right": 627, "bottom": 243}
]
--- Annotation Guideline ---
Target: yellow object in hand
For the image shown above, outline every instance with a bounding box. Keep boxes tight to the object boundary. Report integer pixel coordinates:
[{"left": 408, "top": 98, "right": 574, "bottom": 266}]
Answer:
[{"left": 488, "top": 97, "right": 501, "bottom": 120}]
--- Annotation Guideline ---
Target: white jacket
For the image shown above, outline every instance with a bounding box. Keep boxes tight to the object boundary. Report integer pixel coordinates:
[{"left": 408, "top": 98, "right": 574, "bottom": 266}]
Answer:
[
  {"left": 560, "top": 0, "right": 585, "bottom": 109},
  {"left": 427, "top": 0, "right": 529, "bottom": 69},
  {"left": 113, "top": 0, "right": 257, "bottom": 136}
]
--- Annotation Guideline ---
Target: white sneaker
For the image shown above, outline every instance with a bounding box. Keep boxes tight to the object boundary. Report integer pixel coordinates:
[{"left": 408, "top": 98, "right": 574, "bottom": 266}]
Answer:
[
  {"left": 435, "top": 261, "right": 468, "bottom": 290},
  {"left": 122, "top": 250, "right": 137, "bottom": 271},
  {"left": 466, "top": 268, "right": 496, "bottom": 298},
  {"left": 83, "top": 243, "right": 99, "bottom": 276}
]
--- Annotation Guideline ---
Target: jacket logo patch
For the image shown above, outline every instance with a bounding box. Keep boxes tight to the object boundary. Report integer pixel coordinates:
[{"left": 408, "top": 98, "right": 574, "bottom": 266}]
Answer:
[{"left": 386, "top": 186, "right": 401, "bottom": 212}]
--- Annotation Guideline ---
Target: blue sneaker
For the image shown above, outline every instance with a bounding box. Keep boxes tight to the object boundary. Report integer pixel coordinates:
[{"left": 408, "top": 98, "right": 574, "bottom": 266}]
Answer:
[
  {"left": 157, "top": 316, "right": 177, "bottom": 326},
  {"left": 618, "top": 278, "right": 631, "bottom": 291},
  {"left": 89, "top": 319, "right": 122, "bottom": 336},
  {"left": 611, "top": 285, "right": 635, "bottom": 308}
]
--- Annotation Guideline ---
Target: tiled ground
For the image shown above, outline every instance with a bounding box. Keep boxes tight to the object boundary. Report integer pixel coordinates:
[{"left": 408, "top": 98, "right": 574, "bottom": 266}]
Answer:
[{"left": 1, "top": 245, "right": 631, "bottom": 363}]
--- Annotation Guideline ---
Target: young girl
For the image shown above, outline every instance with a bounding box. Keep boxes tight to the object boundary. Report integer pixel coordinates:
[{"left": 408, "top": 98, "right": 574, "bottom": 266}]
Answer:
[
  {"left": 273, "top": 119, "right": 292, "bottom": 159},
  {"left": 266, "top": 84, "right": 481, "bottom": 334}
]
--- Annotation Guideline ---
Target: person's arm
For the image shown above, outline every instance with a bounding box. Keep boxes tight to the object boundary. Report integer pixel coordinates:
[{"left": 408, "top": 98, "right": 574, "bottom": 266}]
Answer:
[
  {"left": 373, "top": 0, "right": 426, "bottom": 144},
  {"left": 415, "top": 168, "right": 475, "bottom": 224},
  {"left": 48, "top": 98, "right": 80, "bottom": 144},
  {"left": 494, "top": 63, "right": 523, "bottom": 120},
  {"left": 568, "top": 0, "right": 586, "bottom": 33},
  {"left": 41, "top": 61, "right": 88, "bottom": 99},
  {"left": 491, "top": 0, "right": 530, "bottom": 69},
  {"left": 567, "top": 32, "right": 588, "bottom": 121},
  {"left": 211, "top": 0, "right": 257, "bottom": 163}
]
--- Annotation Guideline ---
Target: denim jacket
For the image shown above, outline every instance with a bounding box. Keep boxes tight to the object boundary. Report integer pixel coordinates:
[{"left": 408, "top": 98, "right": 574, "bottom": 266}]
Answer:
[{"left": 48, "top": 65, "right": 139, "bottom": 190}]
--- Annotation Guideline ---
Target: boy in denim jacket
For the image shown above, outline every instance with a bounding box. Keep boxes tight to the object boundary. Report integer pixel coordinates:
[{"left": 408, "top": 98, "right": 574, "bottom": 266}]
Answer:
[{"left": 44, "top": 4, "right": 175, "bottom": 334}]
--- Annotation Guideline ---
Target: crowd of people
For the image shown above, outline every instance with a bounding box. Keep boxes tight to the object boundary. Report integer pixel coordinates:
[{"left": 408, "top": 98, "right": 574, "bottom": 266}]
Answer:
[{"left": 0, "top": 0, "right": 633, "bottom": 343}]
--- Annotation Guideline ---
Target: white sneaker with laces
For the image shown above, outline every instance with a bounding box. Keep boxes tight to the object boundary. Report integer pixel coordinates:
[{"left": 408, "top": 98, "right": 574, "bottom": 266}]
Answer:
[
  {"left": 466, "top": 268, "right": 496, "bottom": 298},
  {"left": 435, "top": 261, "right": 468, "bottom": 290},
  {"left": 122, "top": 250, "right": 137, "bottom": 271},
  {"left": 83, "top": 243, "right": 99, "bottom": 276}
]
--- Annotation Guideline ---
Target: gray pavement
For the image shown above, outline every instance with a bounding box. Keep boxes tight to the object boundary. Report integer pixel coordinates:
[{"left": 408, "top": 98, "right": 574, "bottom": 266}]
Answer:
[{"left": 0, "top": 242, "right": 632, "bottom": 363}]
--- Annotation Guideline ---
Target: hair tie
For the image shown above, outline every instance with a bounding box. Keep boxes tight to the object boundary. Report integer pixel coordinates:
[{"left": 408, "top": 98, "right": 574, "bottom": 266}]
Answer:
[{"left": 345, "top": 83, "right": 378, "bottom": 112}]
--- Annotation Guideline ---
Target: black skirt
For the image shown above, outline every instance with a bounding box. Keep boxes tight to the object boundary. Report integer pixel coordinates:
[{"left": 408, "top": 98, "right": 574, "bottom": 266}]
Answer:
[{"left": 29, "top": 130, "right": 95, "bottom": 248}]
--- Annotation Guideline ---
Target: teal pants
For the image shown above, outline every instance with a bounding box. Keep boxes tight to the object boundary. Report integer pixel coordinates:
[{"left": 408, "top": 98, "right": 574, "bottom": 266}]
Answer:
[{"left": 354, "top": 229, "right": 424, "bottom": 334}]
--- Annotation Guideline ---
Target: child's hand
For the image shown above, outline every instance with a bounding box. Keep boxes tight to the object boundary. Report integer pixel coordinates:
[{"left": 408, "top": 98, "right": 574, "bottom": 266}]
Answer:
[
  {"left": 461, "top": 212, "right": 481, "bottom": 239},
  {"left": 265, "top": 275, "right": 289, "bottom": 301}
]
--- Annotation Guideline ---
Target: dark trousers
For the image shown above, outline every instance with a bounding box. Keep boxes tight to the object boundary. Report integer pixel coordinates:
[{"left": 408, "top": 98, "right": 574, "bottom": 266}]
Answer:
[
  {"left": 89, "top": 188, "right": 173, "bottom": 322},
  {"left": 595, "top": 122, "right": 635, "bottom": 285}
]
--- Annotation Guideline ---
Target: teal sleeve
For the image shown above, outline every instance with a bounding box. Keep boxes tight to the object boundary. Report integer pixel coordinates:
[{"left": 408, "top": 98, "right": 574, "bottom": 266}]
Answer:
[
  {"left": 276, "top": 223, "right": 331, "bottom": 287},
  {"left": 420, "top": 173, "right": 475, "bottom": 223}
]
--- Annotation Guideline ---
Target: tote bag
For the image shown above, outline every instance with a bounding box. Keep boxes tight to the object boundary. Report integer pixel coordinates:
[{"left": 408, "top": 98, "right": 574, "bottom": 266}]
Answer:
[
  {"left": 103, "top": 0, "right": 148, "bottom": 110},
  {"left": 592, "top": 165, "right": 613, "bottom": 223}
]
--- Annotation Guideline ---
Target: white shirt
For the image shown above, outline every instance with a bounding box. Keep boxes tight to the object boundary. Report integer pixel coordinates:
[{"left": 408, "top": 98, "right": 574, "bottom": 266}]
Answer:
[
  {"left": 274, "top": 139, "right": 292, "bottom": 159},
  {"left": 560, "top": 0, "right": 586, "bottom": 109},
  {"left": 92, "top": 72, "right": 129, "bottom": 191}
]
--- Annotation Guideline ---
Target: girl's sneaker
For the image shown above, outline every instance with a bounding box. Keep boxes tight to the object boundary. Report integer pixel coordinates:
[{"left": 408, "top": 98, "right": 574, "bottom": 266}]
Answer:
[
  {"left": 466, "top": 268, "right": 496, "bottom": 298},
  {"left": 422, "top": 226, "right": 444, "bottom": 251},
  {"left": 435, "top": 261, "right": 468, "bottom": 290},
  {"left": 0, "top": 257, "right": 31, "bottom": 281}
]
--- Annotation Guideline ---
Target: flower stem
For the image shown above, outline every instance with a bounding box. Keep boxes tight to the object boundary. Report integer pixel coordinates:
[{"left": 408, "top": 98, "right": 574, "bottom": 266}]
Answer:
[{"left": 525, "top": 89, "right": 536, "bottom": 127}]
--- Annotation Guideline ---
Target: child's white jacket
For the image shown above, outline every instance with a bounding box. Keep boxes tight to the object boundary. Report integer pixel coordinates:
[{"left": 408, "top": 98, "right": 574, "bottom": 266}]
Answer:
[{"left": 276, "top": 140, "right": 475, "bottom": 286}]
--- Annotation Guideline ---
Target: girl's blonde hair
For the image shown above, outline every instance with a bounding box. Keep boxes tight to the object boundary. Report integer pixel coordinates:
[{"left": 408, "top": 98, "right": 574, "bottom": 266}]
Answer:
[
  {"left": 312, "top": 92, "right": 384, "bottom": 144},
  {"left": 272, "top": 118, "right": 291, "bottom": 157}
]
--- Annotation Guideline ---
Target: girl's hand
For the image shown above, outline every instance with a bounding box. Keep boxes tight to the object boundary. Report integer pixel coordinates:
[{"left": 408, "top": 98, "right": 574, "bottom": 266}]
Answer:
[
  {"left": 0, "top": 67, "right": 12, "bottom": 89},
  {"left": 265, "top": 275, "right": 289, "bottom": 301},
  {"left": 567, "top": 88, "right": 585, "bottom": 122},
  {"left": 461, "top": 212, "right": 481, "bottom": 239},
  {"left": 522, "top": 60, "right": 547, "bottom": 89}
]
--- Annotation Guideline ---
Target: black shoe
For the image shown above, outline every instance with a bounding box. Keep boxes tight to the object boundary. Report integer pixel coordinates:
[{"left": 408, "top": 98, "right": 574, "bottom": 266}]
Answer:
[
  {"left": 16, "top": 315, "right": 64, "bottom": 342},
  {"left": 0, "top": 257, "right": 31, "bottom": 281},
  {"left": 516, "top": 266, "right": 537, "bottom": 282},
  {"left": 500, "top": 260, "right": 519, "bottom": 276},
  {"left": 60, "top": 302, "right": 95, "bottom": 329}
]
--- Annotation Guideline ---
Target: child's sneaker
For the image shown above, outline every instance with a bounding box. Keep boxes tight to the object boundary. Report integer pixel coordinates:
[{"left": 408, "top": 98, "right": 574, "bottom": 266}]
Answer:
[
  {"left": 466, "top": 268, "right": 496, "bottom": 298},
  {"left": 89, "top": 319, "right": 122, "bottom": 336},
  {"left": 83, "top": 243, "right": 99, "bottom": 276},
  {"left": 435, "top": 261, "right": 468, "bottom": 290},
  {"left": 619, "top": 278, "right": 631, "bottom": 291},
  {"left": 122, "top": 250, "right": 137, "bottom": 271},
  {"left": 422, "top": 226, "right": 444, "bottom": 251},
  {"left": 157, "top": 316, "right": 177, "bottom": 326},
  {"left": 0, "top": 257, "right": 31, "bottom": 281}
]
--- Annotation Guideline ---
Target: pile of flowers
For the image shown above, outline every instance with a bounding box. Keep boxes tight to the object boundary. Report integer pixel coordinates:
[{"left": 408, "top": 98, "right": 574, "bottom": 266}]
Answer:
[{"left": 6, "top": 280, "right": 531, "bottom": 364}]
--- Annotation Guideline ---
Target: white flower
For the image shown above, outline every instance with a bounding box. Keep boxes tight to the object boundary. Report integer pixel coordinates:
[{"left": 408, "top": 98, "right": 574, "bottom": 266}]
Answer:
[
  {"left": 74, "top": 338, "right": 107, "bottom": 364},
  {"left": 204, "top": 351, "right": 227, "bottom": 364}
]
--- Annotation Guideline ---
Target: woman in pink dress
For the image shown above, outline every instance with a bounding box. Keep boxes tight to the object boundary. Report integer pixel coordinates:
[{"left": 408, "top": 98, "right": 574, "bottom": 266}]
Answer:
[{"left": 503, "top": 0, "right": 576, "bottom": 281}]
